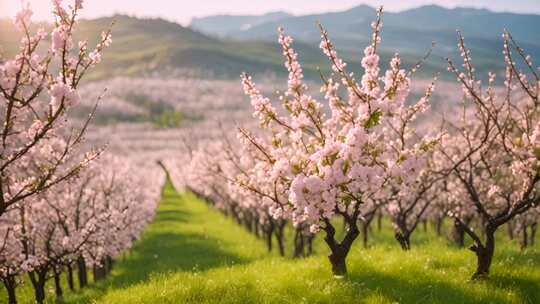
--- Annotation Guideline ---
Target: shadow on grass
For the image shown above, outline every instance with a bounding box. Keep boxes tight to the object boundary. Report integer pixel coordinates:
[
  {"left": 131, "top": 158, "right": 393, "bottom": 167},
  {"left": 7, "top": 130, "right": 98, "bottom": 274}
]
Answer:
[
  {"left": 347, "top": 266, "right": 509, "bottom": 304},
  {"left": 489, "top": 274, "right": 540, "bottom": 304},
  {"left": 67, "top": 182, "right": 254, "bottom": 303},
  {"left": 152, "top": 209, "right": 190, "bottom": 223}
]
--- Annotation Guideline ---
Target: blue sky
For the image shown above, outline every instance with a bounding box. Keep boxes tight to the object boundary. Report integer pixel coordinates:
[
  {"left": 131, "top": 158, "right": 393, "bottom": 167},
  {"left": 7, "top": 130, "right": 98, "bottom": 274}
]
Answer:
[{"left": 1, "top": 0, "right": 539, "bottom": 25}]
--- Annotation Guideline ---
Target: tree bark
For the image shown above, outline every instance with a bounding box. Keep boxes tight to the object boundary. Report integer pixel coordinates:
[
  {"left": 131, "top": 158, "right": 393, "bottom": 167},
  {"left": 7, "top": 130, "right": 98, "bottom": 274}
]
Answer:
[
  {"left": 507, "top": 221, "right": 515, "bottom": 240},
  {"left": 306, "top": 234, "right": 314, "bottom": 256},
  {"left": 377, "top": 212, "right": 383, "bottom": 231},
  {"left": 53, "top": 266, "right": 64, "bottom": 302},
  {"left": 93, "top": 261, "right": 107, "bottom": 282},
  {"left": 2, "top": 276, "right": 18, "bottom": 304},
  {"left": 362, "top": 221, "right": 370, "bottom": 248},
  {"left": 106, "top": 256, "right": 114, "bottom": 274},
  {"left": 77, "top": 256, "right": 88, "bottom": 289},
  {"left": 434, "top": 217, "right": 443, "bottom": 237},
  {"left": 520, "top": 225, "right": 529, "bottom": 250},
  {"left": 395, "top": 231, "right": 411, "bottom": 250},
  {"left": 293, "top": 227, "right": 304, "bottom": 258},
  {"left": 66, "top": 263, "right": 75, "bottom": 291},
  {"left": 274, "top": 221, "right": 286, "bottom": 257},
  {"left": 531, "top": 222, "right": 537, "bottom": 246},
  {"left": 265, "top": 223, "right": 274, "bottom": 253},
  {"left": 471, "top": 228, "right": 496, "bottom": 280},
  {"left": 323, "top": 220, "right": 359, "bottom": 276},
  {"left": 29, "top": 270, "right": 47, "bottom": 304},
  {"left": 452, "top": 217, "right": 466, "bottom": 247}
]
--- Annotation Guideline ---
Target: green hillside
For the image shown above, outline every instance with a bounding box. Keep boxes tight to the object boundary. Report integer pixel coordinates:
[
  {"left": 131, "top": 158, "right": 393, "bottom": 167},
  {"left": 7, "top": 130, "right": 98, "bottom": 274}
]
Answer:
[
  {"left": 0, "top": 15, "right": 446, "bottom": 81},
  {"left": 8, "top": 179, "right": 538, "bottom": 303}
]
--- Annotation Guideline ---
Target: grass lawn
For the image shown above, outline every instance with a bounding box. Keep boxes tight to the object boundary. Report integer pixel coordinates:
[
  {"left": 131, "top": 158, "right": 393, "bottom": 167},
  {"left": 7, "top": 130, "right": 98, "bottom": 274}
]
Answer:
[{"left": 4, "top": 180, "right": 539, "bottom": 304}]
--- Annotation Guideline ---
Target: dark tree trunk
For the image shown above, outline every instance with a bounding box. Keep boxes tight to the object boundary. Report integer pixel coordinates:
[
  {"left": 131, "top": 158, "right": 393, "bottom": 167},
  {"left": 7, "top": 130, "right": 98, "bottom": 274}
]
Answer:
[
  {"left": 243, "top": 214, "right": 253, "bottom": 233},
  {"left": 265, "top": 222, "right": 274, "bottom": 253},
  {"left": 105, "top": 256, "right": 114, "bottom": 274},
  {"left": 77, "top": 257, "right": 88, "bottom": 289},
  {"left": 471, "top": 227, "right": 496, "bottom": 280},
  {"left": 395, "top": 231, "right": 411, "bottom": 250},
  {"left": 520, "top": 225, "right": 529, "bottom": 250},
  {"left": 422, "top": 219, "right": 428, "bottom": 232},
  {"left": 274, "top": 221, "right": 286, "bottom": 257},
  {"left": 66, "top": 263, "right": 75, "bottom": 291},
  {"left": 531, "top": 223, "right": 537, "bottom": 246},
  {"left": 53, "top": 266, "right": 64, "bottom": 302},
  {"left": 29, "top": 270, "right": 47, "bottom": 304},
  {"left": 306, "top": 233, "right": 315, "bottom": 256},
  {"left": 306, "top": 234, "right": 314, "bottom": 256},
  {"left": 256, "top": 223, "right": 263, "bottom": 239},
  {"left": 93, "top": 261, "right": 107, "bottom": 282},
  {"left": 362, "top": 221, "right": 370, "bottom": 248},
  {"left": 293, "top": 227, "right": 304, "bottom": 258},
  {"left": 507, "top": 221, "right": 515, "bottom": 240},
  {"left": 452, "top": 217, "right": 466, "bottom": 247},
  {"left": 265, "top": 230, "right": 273, "bottom": 252},
  {"left": 323, "top": 220, "right": 359, "bottom": 276},
  {"left": 2, "top": 276, "right": 18, "bottom": 304},
  {"left": 377, "top": 212, "right": 383, "bottom": 231},
  {"left": 435, "top": 217, "right": 443, "bottom": 237}
]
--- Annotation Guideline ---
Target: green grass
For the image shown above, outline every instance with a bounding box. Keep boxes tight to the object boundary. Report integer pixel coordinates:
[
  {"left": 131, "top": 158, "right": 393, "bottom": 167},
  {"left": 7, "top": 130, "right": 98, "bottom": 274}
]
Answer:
[{"left": 4, "top": 180, "right": 539, "bottom": 304}]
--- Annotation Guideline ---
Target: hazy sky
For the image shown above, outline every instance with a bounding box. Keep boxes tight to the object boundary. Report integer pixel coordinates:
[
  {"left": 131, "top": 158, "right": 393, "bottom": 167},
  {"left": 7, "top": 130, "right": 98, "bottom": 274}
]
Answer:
[{"left": 1, "top": 0, "right": 539, "bottom": 25}]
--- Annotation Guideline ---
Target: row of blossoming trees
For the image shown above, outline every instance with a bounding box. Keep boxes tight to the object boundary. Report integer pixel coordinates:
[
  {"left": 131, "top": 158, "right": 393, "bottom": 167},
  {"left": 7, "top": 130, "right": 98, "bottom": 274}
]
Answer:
[
  {"left": 0, "top": 2, "right": 164, "bottom": 304},
  {"left": 172, "top": 7, "right": 539, "bottom": 279}
]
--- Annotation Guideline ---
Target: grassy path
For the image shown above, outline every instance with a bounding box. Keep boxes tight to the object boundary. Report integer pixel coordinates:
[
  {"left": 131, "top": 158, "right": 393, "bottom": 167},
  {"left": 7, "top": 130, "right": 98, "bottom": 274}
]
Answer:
[
  {"left": 65, "top": 179, "right": 269, "bottom": 303},
  {"left": 6, "top": 179, "right": 539, "bottom": 303}
]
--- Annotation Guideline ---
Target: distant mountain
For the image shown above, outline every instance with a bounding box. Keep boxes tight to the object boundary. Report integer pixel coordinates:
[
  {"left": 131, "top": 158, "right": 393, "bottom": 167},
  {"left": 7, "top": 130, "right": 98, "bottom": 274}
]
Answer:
[
  {"left": 2, "top": 15, "right": 440, "bottom": 80},
  {"left": 3, "top": 6, "right": 534, "bottom": 81},
  {"left": 0, "top": 15, "right": 328, "bottom": 79},
  {"left": 191, "top": 11, "right": 293, "bottom": 37},
  {"left": 190, "top": 5, "right": 540, "bottom": 74}
]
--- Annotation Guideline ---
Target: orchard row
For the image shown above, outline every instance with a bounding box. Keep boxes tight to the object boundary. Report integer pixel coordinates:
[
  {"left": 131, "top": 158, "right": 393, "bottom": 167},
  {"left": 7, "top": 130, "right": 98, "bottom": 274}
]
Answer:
[
  {"left": 0, "top": 2, "right": 164, "bottom": 304},
  {"left": 168, "top": 7, "right": 540, "bottom": 280}
]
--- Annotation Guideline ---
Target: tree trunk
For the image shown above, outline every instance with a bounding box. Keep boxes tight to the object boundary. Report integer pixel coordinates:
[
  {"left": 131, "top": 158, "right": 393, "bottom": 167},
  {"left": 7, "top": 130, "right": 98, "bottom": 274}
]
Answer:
[
  {"left": 66, "top": 263, "right": 75, "bottom": 291},
  {"left": 29, "top": 270, "right": 47, "bottom": 304},
  {"left": 435, "top": 217, "right": 443, "bottom": 237},
  {"left": 274, "top": 221, "right": 286, "bottom": 257},
  {"left": 77, "top": 257, "right": 88, "bottom": 289},
  {"left": 265, "top": 225, "right": 273, "bottom": 253},
  {"left": 471, "top": 228, "right": 496, "bottom": 279},
  {"left": 507, "top": 221, "right": 515, "bottom": 240},
  {"left": 2, "top": 276, "right": 18, "bottom": 304},
  {"left": 452, "top": 217, "right": 466, "bottom": 247},
  {"left": 377, "top": 212, "right": 383, "bottom": 231},
  {"left": 53, "top": 266, "right": 64, "bottom": 303},
  {"left": 531, "top": 222, "right": 537, "bottom": 246},
  {"left": 306, "top": 234, "right": 314, "bottom": 256},
  {"left": 520, "top": 225, "right": 529, "bottom": 250},
  {"left": 395, "top": 231, "right": 411, "bottom": 250},
  {"left": 422, "top": 219, "right": 428, "bottom": 232},
  {"left": 362, "top": 221, "right": 370, "bottom": 248},
  {"left": 105, "top": 256, "right": 114, "bottom": 275},
  {"left": 93, "top": 261, "right": 107, "bottom": 282},
  {"left": 323, "top": 221, "right": 359, "bottom": 276},
  {"left": 293, "top": 227, "right": 304, "bottom": 258}
]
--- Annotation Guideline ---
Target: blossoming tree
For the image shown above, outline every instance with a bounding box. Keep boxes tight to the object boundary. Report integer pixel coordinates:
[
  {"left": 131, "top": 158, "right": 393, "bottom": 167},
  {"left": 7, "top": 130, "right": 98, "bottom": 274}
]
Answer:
[
  {"left": 238, "top": 8, "right": 438, "bottom": 276},
  {"left": 441, "top": 30, "right": 540, "bottom": 278},
  {"left": 0, "top": 0, "right": 111, "bottom": 217}
]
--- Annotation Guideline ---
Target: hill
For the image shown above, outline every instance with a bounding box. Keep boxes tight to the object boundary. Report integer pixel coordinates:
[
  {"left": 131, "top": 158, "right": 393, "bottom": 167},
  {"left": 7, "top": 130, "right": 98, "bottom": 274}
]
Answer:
[
  {"left": 191, "top": 5, "right": 540, "bottom": 73},
  {"left": 191, "top": 11, "right": 293, "bottom": 37},
  {"left": 4, "top": 7, "right": 535, "bottom": 81},
  {"left": 0, "top": 15, "right": 454, "bottom": 81},
  {"left": 1, "top": 15, "right": 338, "bottom": 80}
]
